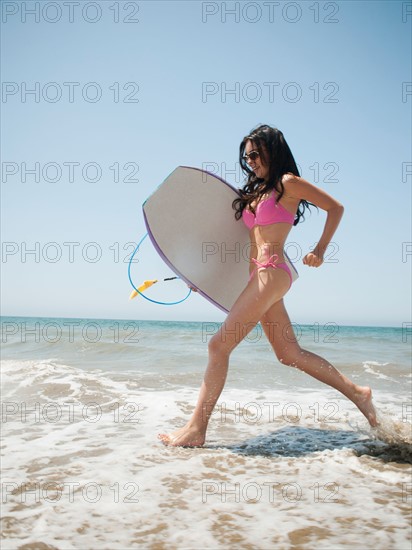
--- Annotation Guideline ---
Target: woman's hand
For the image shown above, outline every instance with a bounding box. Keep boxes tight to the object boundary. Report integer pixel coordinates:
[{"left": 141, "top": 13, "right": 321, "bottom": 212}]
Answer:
[{"left": 303, "top": 247, "right": 324, "bottom": 268}]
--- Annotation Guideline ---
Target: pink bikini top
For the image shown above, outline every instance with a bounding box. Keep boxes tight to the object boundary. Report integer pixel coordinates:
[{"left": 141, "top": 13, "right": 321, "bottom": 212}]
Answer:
[{"left": 242, "top": 192, "right": 295, "bottom": 229}]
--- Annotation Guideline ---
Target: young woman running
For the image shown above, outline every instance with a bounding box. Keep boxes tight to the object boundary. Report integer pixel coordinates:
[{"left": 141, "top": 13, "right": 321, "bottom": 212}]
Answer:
[{"left": 159, "top": 124, "right": 377, "bottom": 446}]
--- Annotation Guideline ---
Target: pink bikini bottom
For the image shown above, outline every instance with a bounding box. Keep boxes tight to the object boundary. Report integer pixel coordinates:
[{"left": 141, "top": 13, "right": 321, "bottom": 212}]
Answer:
[{"left": 249, "top": 252, "right": 293, "bottom": 289}]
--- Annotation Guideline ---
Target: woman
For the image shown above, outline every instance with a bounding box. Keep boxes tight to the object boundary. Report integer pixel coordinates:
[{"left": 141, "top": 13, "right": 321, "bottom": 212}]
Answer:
[{"left": 159, "top": 124, "right": 377, "bottom": 447}]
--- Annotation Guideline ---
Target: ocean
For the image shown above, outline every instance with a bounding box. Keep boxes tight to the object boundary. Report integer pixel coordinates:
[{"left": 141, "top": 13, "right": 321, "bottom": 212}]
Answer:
[{"left": 1, "top": 316, "right": 411, "bottom": 549}]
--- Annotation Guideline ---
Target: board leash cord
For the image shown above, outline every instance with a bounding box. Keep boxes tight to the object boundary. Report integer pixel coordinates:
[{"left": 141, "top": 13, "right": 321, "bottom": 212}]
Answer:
[{"left": 128, "top": 232, "right": 192, "bottom": 306}]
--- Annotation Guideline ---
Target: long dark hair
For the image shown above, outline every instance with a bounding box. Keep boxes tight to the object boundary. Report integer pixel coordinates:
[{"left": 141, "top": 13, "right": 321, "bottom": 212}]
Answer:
[{"left": 232, "top": 124, "right": 316, "bottom": 225}]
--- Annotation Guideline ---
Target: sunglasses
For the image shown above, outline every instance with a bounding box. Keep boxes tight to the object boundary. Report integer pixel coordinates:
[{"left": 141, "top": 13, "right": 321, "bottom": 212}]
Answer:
[{"left": 242, "top": 150, "right": 260, "bottom": 163}]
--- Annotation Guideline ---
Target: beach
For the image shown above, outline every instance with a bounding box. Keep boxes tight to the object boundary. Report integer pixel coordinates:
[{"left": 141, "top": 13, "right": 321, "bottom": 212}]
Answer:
[{"left": 1, "top": 316, "right": 411, "bottom": 549}]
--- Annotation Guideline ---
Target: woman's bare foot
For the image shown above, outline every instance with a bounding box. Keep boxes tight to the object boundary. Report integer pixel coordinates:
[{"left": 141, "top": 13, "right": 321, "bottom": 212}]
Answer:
[
  {"left": 158, "top": 423, "right": 206, "bottom": 447},
  {"left": 353, "top": 386, "right": 378, "bottom": 427}
]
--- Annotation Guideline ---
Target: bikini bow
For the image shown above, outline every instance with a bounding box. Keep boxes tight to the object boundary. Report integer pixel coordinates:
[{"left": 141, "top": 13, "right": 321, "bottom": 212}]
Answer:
[{"left": 252, "top": 252, "right": 279, "bottom": 270}]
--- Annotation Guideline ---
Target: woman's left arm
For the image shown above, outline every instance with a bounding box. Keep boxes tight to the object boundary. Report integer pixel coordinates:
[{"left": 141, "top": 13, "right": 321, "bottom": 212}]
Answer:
[{"left": 285, "top": 175, "right": 344, "bottom": 268}]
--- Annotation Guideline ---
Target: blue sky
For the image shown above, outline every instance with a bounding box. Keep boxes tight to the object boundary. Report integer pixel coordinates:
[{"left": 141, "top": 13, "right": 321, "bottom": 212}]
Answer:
[{"left": 1, "top": 0, "right": 411, "bottom": 327}]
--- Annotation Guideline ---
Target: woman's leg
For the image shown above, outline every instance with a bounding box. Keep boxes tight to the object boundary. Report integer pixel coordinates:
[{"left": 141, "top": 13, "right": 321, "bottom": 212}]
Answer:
[
  {"left": 260, "top": 299, "right": 378, "bottom": 426},
  {"left": 158, "top": 268, "right": 291, "bottom": 446}
]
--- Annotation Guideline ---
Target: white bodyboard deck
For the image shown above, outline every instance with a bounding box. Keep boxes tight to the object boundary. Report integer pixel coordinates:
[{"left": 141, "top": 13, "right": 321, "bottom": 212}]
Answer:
[{"left": 142, "top": 166, "right": 298, "bottom": 313}]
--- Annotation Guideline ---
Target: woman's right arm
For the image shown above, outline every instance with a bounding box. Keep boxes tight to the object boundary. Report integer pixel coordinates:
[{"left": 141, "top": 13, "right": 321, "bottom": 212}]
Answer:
[{"left": 284, "top": 175, "right": 344, "bottom": 267}]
